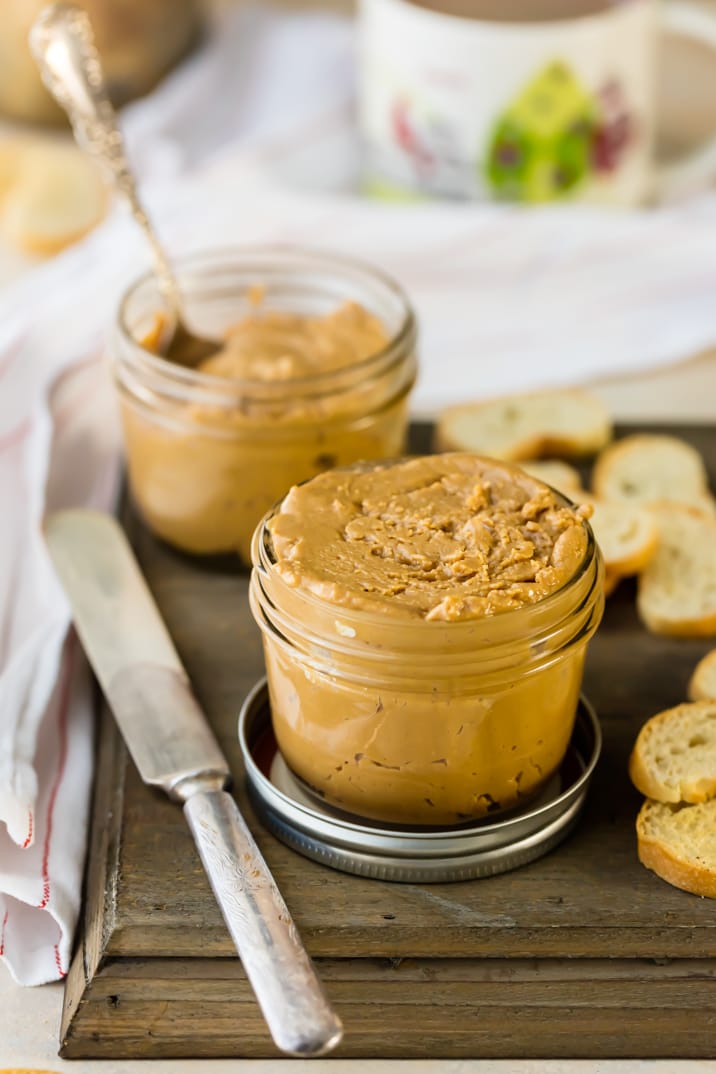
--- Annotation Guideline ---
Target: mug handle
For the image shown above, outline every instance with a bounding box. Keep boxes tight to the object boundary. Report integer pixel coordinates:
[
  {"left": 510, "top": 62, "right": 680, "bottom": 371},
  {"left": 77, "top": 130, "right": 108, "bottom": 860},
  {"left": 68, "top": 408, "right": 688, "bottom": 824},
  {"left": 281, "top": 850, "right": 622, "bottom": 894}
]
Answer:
[{"left": 654, "top": 0, "right": 716, "bottom": 200}]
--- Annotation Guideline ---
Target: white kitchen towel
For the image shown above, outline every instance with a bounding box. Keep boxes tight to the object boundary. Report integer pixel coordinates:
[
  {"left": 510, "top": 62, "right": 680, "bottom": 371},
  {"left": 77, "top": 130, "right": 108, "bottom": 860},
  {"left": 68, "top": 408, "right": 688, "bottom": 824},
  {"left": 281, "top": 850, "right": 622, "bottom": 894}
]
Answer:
[
  {"left": 4, "top": 1, "right": 716, "bottom": 987},
  {"left": 0, "top": 345, "right": 119, "bottom": 986}
]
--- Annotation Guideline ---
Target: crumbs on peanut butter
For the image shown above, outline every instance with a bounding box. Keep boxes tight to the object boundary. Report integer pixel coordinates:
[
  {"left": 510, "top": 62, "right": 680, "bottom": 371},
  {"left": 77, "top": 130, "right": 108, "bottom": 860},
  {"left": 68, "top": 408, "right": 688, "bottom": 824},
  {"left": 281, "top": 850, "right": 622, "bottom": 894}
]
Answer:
[{"left": 269, "top": 453, "right": 591, "bottom": 620}]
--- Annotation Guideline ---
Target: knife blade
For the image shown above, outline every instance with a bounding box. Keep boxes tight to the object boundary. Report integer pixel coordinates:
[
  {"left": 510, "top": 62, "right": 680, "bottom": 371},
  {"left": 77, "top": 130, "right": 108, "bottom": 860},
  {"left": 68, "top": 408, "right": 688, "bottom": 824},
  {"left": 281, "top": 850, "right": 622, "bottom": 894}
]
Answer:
[{"left": 45, "top": 509, "right": 343, "bottom": 1057}]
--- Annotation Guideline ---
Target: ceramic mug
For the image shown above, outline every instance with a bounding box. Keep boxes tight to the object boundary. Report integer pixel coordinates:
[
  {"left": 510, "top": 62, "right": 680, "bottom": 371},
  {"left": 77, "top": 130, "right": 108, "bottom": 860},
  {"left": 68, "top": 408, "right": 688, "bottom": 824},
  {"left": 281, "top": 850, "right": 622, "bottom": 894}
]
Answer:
[{"left": 358, "top": 0, "right": 716, "bottom": 204}]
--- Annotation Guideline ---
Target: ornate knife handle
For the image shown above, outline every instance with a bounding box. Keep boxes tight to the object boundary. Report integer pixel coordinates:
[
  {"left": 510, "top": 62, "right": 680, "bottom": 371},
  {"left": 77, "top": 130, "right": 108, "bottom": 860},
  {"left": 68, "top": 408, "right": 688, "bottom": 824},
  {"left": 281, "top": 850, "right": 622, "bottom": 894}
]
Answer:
[
  {"left": 29, "top": 3, "right": 181, "bottom": 311},
  {"left": 183, "top": 786, "right": 344, "bottom": 1057}
]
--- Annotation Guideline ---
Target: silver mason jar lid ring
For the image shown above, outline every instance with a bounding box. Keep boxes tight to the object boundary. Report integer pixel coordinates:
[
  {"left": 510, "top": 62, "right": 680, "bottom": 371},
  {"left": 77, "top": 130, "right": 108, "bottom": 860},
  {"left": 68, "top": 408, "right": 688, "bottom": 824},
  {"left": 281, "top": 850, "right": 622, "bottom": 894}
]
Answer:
[{"left": 238, "top": 679, "right": 602, "bottom": 884}]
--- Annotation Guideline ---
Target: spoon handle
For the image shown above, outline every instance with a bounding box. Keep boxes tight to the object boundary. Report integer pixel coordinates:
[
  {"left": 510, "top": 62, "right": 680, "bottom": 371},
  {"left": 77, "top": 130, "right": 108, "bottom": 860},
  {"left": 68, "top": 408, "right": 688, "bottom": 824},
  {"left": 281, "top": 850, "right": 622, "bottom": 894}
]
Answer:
[{"left": 30, "top": 3, "right": 181, "bottom": 312}]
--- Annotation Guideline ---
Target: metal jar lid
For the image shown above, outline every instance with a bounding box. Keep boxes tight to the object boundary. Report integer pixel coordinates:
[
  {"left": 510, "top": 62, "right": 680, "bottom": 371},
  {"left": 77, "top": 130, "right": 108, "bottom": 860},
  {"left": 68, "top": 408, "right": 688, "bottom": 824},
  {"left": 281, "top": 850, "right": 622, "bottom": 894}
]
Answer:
[{"left": 238, "top": 679, "right": 602, "bottom": 884}]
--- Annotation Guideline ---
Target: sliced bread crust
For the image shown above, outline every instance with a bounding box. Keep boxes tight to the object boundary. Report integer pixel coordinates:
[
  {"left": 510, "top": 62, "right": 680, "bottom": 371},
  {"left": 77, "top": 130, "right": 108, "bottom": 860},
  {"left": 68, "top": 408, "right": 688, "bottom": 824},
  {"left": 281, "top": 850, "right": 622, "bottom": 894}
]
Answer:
[
  {"left": 628, "top": 700, "right": 716, "bottom": 804},
  {"left": 637, "top": 798, "right": 716, "bottom": 899},
  {"left": 689, "top": 650, "right": 716, "bottom": 702},
  {"left": 585, "top": 496, "right": 658, "bottom": 578},
  {"left": 592, "top": 433, "right": 712, "bottom": 508},
  {"left": 637, "top": 502, "right": 716, "bottom": 637},
  {"left": 2, "top": 142, "right": 107, "bottom": 255},
  {"left": 435, "top": 389, "right": 612, "bottom": 462},
  {"left": 518, "top": 459, "right": 583, "bottom": 494}
]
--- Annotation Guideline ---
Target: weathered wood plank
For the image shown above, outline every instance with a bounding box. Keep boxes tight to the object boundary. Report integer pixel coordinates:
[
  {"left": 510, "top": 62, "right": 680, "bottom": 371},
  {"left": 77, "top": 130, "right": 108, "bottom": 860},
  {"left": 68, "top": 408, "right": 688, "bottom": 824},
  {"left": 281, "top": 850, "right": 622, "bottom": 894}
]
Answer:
[
  {"left": 61, "top": 422, "right": 716, "bottom": 1058},
  {"left": 93, "top": 955, "right": 716, "bottom": 983},
  {"left": 61, "top": 686, "right": 126, "bottom": 1047},
  {"left": 61, "top": 970, "right": 716, "bottom": 1059},
  {"left": 72, "top": 971, "right": 716, "bottom": 1010}
]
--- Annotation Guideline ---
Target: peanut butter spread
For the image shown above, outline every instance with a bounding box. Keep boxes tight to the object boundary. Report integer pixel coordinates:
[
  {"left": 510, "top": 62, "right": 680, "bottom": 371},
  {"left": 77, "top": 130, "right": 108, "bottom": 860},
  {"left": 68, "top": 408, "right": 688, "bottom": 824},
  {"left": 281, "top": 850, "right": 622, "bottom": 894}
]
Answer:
[
  {"left": 121, "top": 299, "right": 410, "bottom": 558},
  {"left": 198, "top": 301, "right": 389, "bottom": 381},
  {"left": 270, "top": 453, "right": 590, "bottom": 620}
]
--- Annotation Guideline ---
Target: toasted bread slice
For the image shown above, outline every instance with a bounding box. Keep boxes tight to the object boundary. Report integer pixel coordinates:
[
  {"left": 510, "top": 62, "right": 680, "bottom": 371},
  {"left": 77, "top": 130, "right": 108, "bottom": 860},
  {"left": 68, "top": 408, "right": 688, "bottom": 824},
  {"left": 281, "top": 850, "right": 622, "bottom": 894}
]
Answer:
[
  {"left": 2, "top": 142, "right": 107, "bottom": 255},
  {"left": 636, "top": 502, "right": 716, "bottom": 637},
  {"left": 435, "top": 390, "right": 612, "bottom": 462},
  {"left": 636, "top": 798, "right": 716, "bottom": 898},
  {"left": 592, "top": 433, "right": 713, "bottom": 510},
  {"left": 689, "top": 650, "right": 716, "bottom": 702},
  {"left": 586, "top": 496, "right": 658, "bottom": 577},
  {"left": 629, "top": 700, "right": 716, "bottom": 804},
  {"left": 518, "top": 459, "right": 583, "bottom": 495}
]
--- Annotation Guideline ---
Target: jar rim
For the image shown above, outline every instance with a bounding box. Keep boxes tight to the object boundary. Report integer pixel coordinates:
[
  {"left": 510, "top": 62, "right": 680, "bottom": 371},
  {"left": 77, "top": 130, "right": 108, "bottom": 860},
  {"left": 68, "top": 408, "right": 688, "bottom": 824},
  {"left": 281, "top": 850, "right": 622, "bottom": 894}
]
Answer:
[{"left": 116, "top": 243, "right": 418, "bottom": 394}]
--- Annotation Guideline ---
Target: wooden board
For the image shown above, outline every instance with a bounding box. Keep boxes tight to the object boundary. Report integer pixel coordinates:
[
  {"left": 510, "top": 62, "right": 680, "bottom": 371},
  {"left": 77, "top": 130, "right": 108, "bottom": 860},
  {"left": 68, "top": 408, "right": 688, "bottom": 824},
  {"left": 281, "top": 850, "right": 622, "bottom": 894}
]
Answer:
[{"left": 60, "top": 423, "right": 716, "bottom": 1058}]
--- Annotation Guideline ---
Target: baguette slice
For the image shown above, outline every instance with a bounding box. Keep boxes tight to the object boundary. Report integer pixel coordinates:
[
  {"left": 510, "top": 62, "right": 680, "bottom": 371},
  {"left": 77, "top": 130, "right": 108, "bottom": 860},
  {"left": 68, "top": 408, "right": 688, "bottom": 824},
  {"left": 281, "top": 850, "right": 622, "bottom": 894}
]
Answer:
[
  {"left": 637, "top": 502, "right": 716, "bottom": 637},
  {"left": 689, "top": 650, "right": 716, "bottom": 702},
  {"left": 518, "top": 459, "right": 583, "bottom": 495},
  {"left": 435, "top": 390, "right": 612, "bottom": 462},
  {"left": 629, "top": 700, "right": 716, "bottom": 804},
  {"left": 592, "top": 433, "right": 713, "bottom": 510},
  {"left": 636, "top": 798, "right": 716, "bottom": 898},
  {"left": 586, "top": 497, "right": 658, "bottom": 577},
  {"left": 2, "top": 142, "right": 107, "bottom": 255}
]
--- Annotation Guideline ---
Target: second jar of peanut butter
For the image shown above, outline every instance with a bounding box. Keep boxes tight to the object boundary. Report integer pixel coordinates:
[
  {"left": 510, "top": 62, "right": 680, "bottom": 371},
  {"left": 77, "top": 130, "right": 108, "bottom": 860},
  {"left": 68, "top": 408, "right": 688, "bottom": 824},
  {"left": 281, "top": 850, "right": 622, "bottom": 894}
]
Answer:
[{"left": 113, "top": 247, "right": 417, "bottom": 560}]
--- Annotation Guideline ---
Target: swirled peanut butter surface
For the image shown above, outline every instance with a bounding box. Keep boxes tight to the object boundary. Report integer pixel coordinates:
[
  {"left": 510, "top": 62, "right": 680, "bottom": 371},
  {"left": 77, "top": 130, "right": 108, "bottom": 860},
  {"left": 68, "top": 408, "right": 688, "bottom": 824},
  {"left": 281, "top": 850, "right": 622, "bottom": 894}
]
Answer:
[
  {"left": 199, "top": 301, "right": 389, "bottom": 381},
  {"left": 270, "top": 453, "right": 590, "bottom": 620}
]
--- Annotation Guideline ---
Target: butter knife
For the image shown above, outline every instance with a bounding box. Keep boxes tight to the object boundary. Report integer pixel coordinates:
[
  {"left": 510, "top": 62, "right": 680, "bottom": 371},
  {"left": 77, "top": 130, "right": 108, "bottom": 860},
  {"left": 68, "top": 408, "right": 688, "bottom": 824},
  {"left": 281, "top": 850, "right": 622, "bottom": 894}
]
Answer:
[{"left": 45, "top": 509, "right": 343, "bottom": 1057}]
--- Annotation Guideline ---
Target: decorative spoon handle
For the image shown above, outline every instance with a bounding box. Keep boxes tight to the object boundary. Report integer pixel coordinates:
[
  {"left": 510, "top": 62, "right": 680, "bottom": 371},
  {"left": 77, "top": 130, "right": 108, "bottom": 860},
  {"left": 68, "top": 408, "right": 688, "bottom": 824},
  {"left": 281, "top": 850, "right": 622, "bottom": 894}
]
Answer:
[{"left": 30, "top": 3, "right": 181, "bottom": 312}]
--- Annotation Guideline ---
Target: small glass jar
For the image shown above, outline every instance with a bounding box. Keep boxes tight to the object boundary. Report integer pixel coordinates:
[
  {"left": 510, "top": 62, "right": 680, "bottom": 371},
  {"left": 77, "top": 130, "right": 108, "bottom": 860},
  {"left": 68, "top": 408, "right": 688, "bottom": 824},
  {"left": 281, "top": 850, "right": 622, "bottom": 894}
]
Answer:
[
  {"left": 113, "top": 247, "right": 417, "bottom": 560},
  {"left": 250, "top": 471, "right": 604, "bottom": 826}
]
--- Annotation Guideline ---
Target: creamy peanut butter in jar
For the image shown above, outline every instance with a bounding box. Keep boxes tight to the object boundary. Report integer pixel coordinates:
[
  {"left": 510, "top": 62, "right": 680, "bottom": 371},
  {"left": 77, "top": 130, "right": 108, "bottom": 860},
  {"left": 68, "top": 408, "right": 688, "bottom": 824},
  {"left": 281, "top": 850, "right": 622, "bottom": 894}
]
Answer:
[
  {"left": 113, "top": 248, "right": 417, "bottom": 560},
  {"left": 250, "top": 453, "right": 604, "bottom": 825}
]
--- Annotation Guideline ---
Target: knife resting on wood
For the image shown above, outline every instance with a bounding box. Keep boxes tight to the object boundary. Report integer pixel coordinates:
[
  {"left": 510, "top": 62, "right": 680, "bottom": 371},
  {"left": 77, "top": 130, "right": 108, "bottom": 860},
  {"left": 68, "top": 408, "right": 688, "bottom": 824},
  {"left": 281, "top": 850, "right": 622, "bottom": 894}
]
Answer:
[{"left": 45, "top": 509, "right": 343, "bottom": 1058}]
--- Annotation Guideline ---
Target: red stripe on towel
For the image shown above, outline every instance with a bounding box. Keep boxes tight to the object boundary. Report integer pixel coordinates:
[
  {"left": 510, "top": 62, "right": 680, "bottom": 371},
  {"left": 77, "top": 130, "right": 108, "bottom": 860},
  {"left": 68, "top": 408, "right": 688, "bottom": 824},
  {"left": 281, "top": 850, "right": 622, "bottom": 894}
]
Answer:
[
  {"left": 53, "top": 942, "right": 65, "bottom": 978},
  {"left": 0, "top": 909, "right": 8, "bottom": 956},
  {"left": 22, "top": 811, "right": 33, "bottom": 849},
  {"left": 38, "top": 638, "right": 73, "bottom": 910}
]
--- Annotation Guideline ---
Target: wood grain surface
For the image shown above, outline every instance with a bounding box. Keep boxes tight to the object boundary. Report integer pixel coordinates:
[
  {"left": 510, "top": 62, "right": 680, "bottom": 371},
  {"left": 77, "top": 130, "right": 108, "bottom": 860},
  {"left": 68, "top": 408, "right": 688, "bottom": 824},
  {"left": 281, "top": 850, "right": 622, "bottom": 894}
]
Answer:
[{"left": 61, "top": 423, "right": 716, "bottom": 1058}]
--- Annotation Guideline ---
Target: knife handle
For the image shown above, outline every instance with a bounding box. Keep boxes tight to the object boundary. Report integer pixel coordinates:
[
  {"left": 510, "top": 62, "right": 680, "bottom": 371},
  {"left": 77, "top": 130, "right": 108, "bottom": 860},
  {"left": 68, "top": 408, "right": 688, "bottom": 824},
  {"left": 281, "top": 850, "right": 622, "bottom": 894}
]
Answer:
[{"left": 183, "top": 787, "right": 343, "bottom": 1057}]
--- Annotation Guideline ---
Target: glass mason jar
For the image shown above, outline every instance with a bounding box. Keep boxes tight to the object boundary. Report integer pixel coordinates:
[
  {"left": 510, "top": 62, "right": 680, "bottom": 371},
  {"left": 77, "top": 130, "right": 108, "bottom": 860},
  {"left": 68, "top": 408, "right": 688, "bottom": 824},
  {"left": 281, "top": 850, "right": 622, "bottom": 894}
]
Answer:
[
  {"left": 114, "top": 247, "right": 417, "bottom": 561},
  {"left": 250, "top": 479, "right": 604, "bottom": 826}
]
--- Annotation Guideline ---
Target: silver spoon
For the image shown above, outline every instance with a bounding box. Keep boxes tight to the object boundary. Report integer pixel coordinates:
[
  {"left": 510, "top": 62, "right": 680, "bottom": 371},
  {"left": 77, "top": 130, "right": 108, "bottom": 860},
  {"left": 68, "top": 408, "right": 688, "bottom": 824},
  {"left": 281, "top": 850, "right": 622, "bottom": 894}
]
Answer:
[{"left": 30, "top": 2, "right": 218, "bottom": 368}]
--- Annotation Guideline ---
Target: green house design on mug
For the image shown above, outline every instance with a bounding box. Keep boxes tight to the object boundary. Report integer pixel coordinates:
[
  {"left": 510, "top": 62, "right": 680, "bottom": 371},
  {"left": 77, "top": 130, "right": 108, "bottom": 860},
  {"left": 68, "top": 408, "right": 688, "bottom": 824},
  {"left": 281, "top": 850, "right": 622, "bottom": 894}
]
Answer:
[{"left": 486, "top": 61, "right": 599, "bottom": 202}]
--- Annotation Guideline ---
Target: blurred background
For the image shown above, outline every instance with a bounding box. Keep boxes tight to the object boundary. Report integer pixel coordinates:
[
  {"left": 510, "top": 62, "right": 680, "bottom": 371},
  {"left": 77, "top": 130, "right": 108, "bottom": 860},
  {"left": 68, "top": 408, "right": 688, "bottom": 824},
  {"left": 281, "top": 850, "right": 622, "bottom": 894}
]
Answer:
[
  {"left": 1, "top": 0, "right": 716, "bottom": 256},
  {"left": 0, "top": 0, "right": 347, "bottom": 126},
  {"left": 0, "top": 0, "right": 712, "bottom": 422}
]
